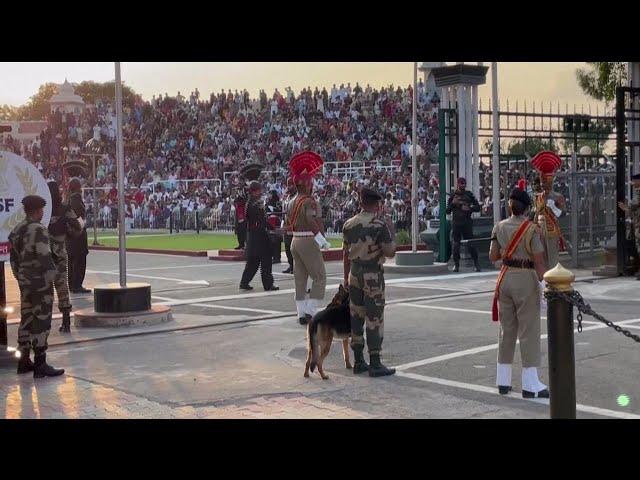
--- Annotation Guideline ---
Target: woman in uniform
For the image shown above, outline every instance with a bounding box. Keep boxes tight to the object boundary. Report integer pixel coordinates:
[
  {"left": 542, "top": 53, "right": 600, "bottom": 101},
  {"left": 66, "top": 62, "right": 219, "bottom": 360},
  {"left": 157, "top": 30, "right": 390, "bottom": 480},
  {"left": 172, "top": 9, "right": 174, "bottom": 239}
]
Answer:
[{"left": 489, "top": 181, "right": 549, "bottom": 398}]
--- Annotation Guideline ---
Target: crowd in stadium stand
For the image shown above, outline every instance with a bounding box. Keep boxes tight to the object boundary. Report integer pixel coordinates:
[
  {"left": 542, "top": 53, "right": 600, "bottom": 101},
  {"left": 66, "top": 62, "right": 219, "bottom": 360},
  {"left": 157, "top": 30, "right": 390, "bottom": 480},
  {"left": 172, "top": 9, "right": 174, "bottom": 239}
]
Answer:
[{"left": 1, "top": 80, "right": 448, "bottom": 231}]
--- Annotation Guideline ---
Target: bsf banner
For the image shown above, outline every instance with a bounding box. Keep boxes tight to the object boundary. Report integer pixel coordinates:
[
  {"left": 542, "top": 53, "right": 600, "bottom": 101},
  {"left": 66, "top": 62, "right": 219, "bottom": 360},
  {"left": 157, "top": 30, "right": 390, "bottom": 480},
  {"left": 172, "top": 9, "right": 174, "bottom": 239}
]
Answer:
[{"left": 0, "top": 151, "right": 52, "bottom": 262}]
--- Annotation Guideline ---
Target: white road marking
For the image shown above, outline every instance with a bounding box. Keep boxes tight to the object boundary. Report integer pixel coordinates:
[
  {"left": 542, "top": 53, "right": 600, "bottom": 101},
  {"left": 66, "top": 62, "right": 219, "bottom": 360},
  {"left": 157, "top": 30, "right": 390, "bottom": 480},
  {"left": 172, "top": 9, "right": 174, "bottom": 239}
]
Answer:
[
  {"left": 151, "top": 275, "right": 498, "bottom": 307},
  {"left": 397, "top": 303, "right": 501, "bottom": 316},
  {"left": 392, "top": 283, "right": 473, "bottom": 292},
  {"left": 393, "top": 318, "right": 640, "bottom": 371},
  {"left": 97, "top": 233, "right": 175, "bottom": 240},
  {"left": 190, "top": 303, "right": 286, "bottom": 315},
  {"left": 395, "top": 371, "right": 640, "bottom": 419},
  {"left": 86, "top": 269, "right": 209, "bottom": 285}
]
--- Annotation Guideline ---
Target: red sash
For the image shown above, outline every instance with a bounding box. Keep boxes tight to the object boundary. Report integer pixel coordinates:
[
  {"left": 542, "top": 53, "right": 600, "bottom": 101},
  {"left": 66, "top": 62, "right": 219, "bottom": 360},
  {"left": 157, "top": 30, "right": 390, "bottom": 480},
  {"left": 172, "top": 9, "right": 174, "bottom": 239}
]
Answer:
[
  {"left": 286, "top": 195, "right": 310, "bottom": 233},
  {"left": 542, "top": 207, "right": 566, "bottom": 251},
  {"left": 492, "top": 220, "right": 532, "bottom": 322}
]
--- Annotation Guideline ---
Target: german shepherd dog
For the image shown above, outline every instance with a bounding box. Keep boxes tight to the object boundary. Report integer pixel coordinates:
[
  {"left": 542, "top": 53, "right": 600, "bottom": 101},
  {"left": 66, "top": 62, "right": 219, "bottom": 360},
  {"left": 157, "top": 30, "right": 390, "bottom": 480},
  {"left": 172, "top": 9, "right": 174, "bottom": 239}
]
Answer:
[{"left": 304, "top": 285, "right": 352, "bottom": 380}]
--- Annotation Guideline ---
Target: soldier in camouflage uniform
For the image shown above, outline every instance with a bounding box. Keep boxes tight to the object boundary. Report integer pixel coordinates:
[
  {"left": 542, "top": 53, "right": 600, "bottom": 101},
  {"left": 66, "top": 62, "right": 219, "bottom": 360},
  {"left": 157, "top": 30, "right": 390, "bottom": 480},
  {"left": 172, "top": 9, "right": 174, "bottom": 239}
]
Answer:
[
  {"left": 618, "top": 173, "right": 640, "bottom": 280},
  {"left": 8, "top": 195, "right": 65, "bottom": 378},
  {"left": 342, "top": 188, "right": 396, "bottom": 377},
  {"left": 47, "top": 181, "right": 83, "bottom": 333}
]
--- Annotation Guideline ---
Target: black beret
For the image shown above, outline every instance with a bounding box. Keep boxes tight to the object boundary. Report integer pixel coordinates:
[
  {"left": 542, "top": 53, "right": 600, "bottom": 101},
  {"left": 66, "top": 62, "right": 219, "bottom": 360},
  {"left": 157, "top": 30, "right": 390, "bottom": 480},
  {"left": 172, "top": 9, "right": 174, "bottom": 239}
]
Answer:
[
  {"left": 632, "top": 173, "right": 640, "bottom": 180},
  {"left": 22, "top": 195, "right": 47, "bottom": 212},
  {"left": 360, "top": 187, "right": 382, "bottom": 203},
  {"left": 509, "top": 188, "right": 531, "bottom": 207}
]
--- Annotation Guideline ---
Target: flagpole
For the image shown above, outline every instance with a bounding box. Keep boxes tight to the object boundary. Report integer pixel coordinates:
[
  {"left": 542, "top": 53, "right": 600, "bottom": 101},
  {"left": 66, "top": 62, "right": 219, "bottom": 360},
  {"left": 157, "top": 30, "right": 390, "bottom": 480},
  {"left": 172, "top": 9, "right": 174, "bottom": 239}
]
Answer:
[
  {"left": 412, "top": 61, "right": 418, "bottom": 252},
  {"left": 115, "top": 62, "right": 126, "bottom": 287}
]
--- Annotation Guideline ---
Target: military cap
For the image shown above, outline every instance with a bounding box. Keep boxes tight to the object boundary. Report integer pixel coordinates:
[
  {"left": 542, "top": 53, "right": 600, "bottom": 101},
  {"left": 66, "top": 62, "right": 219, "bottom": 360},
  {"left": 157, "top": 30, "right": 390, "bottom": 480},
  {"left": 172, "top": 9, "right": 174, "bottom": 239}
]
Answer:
[
  {"left": 631, "top": 172, "right": 640, "bottom": 180},
  {"left": 22, "top": 195, "right": 47, "bottom": 212},
  {"left": 509, "top": 188, "right": 531, "bottom": 207},
  {"left": 360, "top": 187, "right": 383, "bottom": 203}
]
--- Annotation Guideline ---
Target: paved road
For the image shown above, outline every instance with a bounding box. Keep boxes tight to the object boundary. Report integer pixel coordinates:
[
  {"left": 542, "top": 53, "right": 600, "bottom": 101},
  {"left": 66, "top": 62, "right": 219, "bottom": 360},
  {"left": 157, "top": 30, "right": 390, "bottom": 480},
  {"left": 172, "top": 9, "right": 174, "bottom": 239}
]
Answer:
[{"left": 2, "top": 251, "right": 639, "bottom": 419}]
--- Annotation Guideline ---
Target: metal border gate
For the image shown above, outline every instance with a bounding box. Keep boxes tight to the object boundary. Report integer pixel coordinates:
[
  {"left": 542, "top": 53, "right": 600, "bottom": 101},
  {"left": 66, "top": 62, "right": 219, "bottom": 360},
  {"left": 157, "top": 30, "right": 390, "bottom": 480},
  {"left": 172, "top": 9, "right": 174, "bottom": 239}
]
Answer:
[{"left": 439, "top": 101, "right": 623, "bottom": 269}]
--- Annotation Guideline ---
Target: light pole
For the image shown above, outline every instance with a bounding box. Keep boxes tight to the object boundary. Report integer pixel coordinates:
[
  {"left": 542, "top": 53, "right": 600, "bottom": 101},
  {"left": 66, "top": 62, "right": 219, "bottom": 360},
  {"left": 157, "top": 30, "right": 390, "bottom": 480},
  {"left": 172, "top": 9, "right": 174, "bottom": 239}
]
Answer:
[
  {"left": 115, "top": 61, "right": 126, "bottom": 287},
  {"left": 81, "top": 138, "right": 104, "bottom": 246},
  {"left": 412, "top": 61, "right": 419, "bottom": 252}
]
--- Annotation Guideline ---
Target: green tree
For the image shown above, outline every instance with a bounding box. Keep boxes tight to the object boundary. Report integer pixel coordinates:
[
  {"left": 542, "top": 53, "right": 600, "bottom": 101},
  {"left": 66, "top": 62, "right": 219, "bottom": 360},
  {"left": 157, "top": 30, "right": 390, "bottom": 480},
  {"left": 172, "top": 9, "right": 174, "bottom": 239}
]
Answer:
[
  {"left": 17, "top": 82, "right": 59, "bottom": 120},
  {"left": 0, "top": 104, "right": 19, "bottom": 120},
  {"left": 74, "top": 80, "right": 141, "bottom": 107},
  {"left": 576, "top": 62, "right": 627, "bottom": 103},
  {"left": 483, "top": 137, "right": 559, "bottom": 156}
]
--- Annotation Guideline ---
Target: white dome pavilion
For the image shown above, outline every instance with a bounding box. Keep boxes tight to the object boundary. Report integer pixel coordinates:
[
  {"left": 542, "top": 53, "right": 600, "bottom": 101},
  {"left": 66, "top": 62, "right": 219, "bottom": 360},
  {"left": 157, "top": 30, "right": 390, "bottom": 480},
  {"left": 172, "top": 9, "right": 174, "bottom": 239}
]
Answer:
[{"left": 49, "top": 79, "right": 85, "bottom": 114}]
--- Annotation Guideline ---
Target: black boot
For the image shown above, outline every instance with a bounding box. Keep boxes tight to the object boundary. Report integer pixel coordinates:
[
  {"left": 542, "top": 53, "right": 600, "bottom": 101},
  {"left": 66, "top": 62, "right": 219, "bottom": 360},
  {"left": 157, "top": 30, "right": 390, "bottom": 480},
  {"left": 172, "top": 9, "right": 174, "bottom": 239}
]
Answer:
[
  {"left": 33, "top": 351, "right": 65, "bottom": 379},
  {"left": 59, "top": 311, "right": 71, "bottom": 333},
  {"left": 368, "top": 353, "right": 395, "bottom": 377},
  {"left": 16, "top": 347, "right": 34, "bottom": 375},
  {"left": 352, "top": 347, "right": 369, "bottom": 374},
  {"left": 474, "top": 260, "right": 482, "bottom": 273},
  {"left": 453, "top": 263, "right": 460, "bottom": 273}
]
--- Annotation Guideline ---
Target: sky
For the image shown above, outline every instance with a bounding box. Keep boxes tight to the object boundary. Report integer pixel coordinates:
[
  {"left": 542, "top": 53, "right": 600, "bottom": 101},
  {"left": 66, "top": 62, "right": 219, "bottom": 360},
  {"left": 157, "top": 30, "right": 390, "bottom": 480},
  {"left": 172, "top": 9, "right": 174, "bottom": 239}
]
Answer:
[{"left": 0, "top": 62, "right": 608, "bottom": 112}]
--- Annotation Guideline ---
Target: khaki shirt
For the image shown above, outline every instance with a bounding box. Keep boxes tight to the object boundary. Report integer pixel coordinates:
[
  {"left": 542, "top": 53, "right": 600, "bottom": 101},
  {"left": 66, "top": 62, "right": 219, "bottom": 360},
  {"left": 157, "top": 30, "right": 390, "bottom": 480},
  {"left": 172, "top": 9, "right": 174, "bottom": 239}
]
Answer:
[
  {"left": 491, "top": 215, "right": 544, "bottom": 262},
  {"left": 289, "top": 195, "right": 319, "bottom": 232}
]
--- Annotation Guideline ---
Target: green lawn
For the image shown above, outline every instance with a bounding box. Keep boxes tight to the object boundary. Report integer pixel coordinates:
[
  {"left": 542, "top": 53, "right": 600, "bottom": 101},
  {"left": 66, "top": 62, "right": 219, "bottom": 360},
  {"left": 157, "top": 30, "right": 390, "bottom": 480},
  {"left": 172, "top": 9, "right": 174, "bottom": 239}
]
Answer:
[{"left": 97, "top": 232, "right": 343, "bottom": 251}]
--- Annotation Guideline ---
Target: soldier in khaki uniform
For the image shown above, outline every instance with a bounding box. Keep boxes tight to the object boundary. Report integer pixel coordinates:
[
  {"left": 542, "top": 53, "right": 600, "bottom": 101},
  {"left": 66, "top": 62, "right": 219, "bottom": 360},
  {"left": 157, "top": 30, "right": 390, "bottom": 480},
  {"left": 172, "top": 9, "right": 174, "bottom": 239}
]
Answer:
[
  {"left": 8, "top": 195, "right": 65, "bottom": 378},
  {"left": 288, "top": 152, "right": 330, "bottom": 325},
  {"left": 47, "top": 181, "right": 83, "bottom": 333},
  {"left": 343, "top": 188, "right": 396, "bottom": 377},
  {"left": 618, "top": 172, "right": 640, "bottom": 280},
  {"left": 489, "top": 184, "right": 548, "bottom": 398}
]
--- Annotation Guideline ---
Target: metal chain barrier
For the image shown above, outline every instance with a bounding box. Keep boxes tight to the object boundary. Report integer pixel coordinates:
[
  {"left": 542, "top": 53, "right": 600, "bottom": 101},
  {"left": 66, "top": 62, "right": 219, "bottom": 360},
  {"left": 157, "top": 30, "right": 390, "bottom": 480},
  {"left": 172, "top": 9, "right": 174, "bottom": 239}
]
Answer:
[{"left": 545, "top": 287, "right": 640, "bottom": 343}]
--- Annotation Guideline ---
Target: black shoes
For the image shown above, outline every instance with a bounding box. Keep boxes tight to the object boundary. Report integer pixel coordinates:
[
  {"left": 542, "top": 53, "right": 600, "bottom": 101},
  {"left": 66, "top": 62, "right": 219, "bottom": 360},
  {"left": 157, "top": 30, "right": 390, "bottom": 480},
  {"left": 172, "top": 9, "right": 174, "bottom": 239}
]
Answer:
[
  {"left": 59, "top": 312, "right": 71, "bottom": 333},
  {"left": 16, "top": 349, "right": 34, "bottom": 375},
  {"left": 368, "top": 354, "right": 396, "bottom": 377},
  {"left": 299, "top": 316, "right": 309, "bottom": 325},
  {"left": 352, "top": 348, "right": 369, "bottom": 374},
  {"left": 239, "top": 284, "right": 253, "bottom": 291},
  {"left": 33, "top": 353, "right": 65, "bottom": 379},
  {"left": 453, "top": 264, "right": 460, "bottom": 273},
  {"left": 234, "top": 245, "right": 244, "bottom": 250},
  {"left": 522, "top": 389, "right": 550, "bottom": 399},
  {"left": 474, "top": 262, "right": 482, "bottom": 272},
  {"left": 498, "top": 386, "right": 548, "bottom": 398},
  {"left": 282, "top": 266, "right": 293, "bottom": 274},
  {"left": 264, "top": 285, "right": 280, "bottom": 291},
  {"left": 72, "top": 287, "right": 91, "bottom": 294}
]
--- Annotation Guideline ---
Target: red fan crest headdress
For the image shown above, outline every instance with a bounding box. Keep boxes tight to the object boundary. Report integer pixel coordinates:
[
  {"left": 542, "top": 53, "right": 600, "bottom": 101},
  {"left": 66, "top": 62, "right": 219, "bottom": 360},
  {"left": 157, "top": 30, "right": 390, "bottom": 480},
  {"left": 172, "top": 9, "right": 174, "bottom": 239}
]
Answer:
[
  {"left": 531, "top": 151, "right": 562, "bottom": 182},
  {"left": 517, "top": 179, "right": 526, "bottom": 191},
  {"left": 289, "top": 151, "right": 323, "bottom": 186}
]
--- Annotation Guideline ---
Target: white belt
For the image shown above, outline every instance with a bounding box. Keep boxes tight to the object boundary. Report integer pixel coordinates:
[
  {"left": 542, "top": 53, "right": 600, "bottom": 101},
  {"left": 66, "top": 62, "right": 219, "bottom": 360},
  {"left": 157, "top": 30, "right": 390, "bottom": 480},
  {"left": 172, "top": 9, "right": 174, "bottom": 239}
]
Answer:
[{"left": 292, "top": 232, "right": 314, "bottom": 237}]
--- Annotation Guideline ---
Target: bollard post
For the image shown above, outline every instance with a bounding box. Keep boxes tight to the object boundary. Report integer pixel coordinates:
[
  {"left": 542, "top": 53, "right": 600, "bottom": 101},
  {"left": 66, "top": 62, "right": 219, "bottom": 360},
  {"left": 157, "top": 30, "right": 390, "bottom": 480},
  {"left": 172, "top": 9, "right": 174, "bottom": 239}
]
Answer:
[
  {"left": 0, "top": 262, "right": 7, "bottom": 347},
  {"left": 544, "top": 263, "right": 577, "bottom": 419},
  {"left": 170, "top": 212, "right": 173, "bottom": 235},
  {"left": 196, "top": 210, "right": 200, "bottom": 234}
]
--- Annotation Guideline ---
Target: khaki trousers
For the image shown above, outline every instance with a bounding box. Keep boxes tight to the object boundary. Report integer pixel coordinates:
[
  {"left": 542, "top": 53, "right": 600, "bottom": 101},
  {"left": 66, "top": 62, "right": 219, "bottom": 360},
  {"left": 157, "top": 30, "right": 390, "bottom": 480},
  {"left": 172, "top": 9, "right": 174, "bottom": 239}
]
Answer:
[
  {"left": 291, "top": 237, "right": 326, "bottom": 301},
  {"left": 497, "top": 269, "right": 541, "bottom": 368}
]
